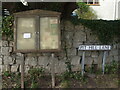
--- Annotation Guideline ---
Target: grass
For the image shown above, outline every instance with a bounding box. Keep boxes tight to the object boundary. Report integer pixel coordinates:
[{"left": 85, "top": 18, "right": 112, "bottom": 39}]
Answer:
[
  {"left": 105, "top": 60, "right": 118, "bottom": 74},
  {"left": 59, "top": 80, "right": 71, "bottom": 88},
  {"left": 2, "top": 61, "right": 119, "bottom": 88}
]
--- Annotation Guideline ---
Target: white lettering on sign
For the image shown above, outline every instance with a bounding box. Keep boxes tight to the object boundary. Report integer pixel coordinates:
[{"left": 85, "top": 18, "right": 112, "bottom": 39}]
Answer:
[
  {"left": 78, "top": 45, "right": 111, "bottom": 50},
  {"left": 23, "top": 33, "right": 31, "bottom": 39}
]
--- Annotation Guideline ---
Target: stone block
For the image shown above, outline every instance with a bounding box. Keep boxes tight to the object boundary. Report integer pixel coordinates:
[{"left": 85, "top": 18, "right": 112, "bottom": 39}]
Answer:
[
  {"left": 109, "top": 50, "right": 118, "bottom": 56},
  {"left": 91, "top": 51, "right": 99, "bottom": 58},
  {"left": 73, "top": 42, "right": 83, "bottom": 48},
  {"left": 85, "top": 64, "right": 92, "bottom": 69},
  {"left": 97, "top": 64, "right": 102, "bottom": 69},
  {"left": 64, "top": 21, "right": 74, "bottom": 31},
  {"left": 16, "top": 54, "right": 24, "bottom": 64},
  {"left": 1, "top": 47, "right": 10, "bottom": 55},
  {"left": 55, "top": 63, "right": 61, "bottom": 73},
  {"left": 65, "top": 41, "right": 73, "bottom": 49},
  {"left": 78, "top": 51, "right": 83, "bottom": 56},
  {"left": 75, "top": 24, "right": 84, "bottom": 31},
  {"left": 16, "top": 58, "right": 22, "bottom": 64},
  {"left": 2, "top": 64, "right": 11, "bottom": 72},
  {"left": 87, "top": 35, "right": 98, "bottom": 43},
  {"left": 93, "top": 57, "right": 98, "bottom": 64},
  {"left": 115, "top": 44, "right": 119, "bottom": 49},
  {"left": 71, "top": 56, "right": 80, "bottom": 65},
  {"left": 25, "top": 65, "right": 30, "bottom": 73},
  {"left": 67, "top": 48, "right": 76, "bottom": 56},
  {"left": 3, "top": 56, "right": 13, "bottom": 65},
  {"left": 97, "top": 55, "right": 102, "bottom": 64},
  {"left": 0, "top": 58, "right": 2, "bottom": 65},
  {"left": 64, "top": 31, "right": 74, "bottom": 48},
  {"left": 113, "top": 56, "right": 119, "bottom": 61},
  {"left": 2, "top": 41, "right": 8, "bottom": 47},
  {"left": 9, "top": 41, "right": 14, "bottom": 47},
  {"left": 16, "top": 53, "right": 24, "bottom": 57},
  {"left": 25, "top": 57, "right": 37, "bottom": 67},
  {"left": 84, "top": 57, "right": 93, "bottom": 64},
  {"left": 0, "top": 65, "right": 2, "bottom": 73},
  {"left": 57, "top": 51, "right": 66, "bottom": 60},
  {"left": 72, "top": 64, "right": 81, "bottom": 72},
  {"left": 8, "top": 47, "right": 13, "bottom": 52},
  {"left": 73, "top": 30, "right": 86, "bottom": 42},
  {"left": 58, "top": 60, "right": 66, "bottom": 73},
  {"left": 64, "top": 31, "right": 73, "bottom": 40},
  {"left": 97, "top": 51, "right": 108, "bottom": 64},
  {"left": 86, "top": 30, "right": 99, "bottom": 43},
  {"left": 19, "top": 65, "right": 30, "bottom": 73},
  {"left": 0, "top": 55, "right": 3, "bottom": 58},
  {"left": 106, "top": 56, "right": 114, "bottom": 63},
  {"left": 49, "top": 57, "right": 61, "bottom": 73},
  {"left": 19, "top": 65, "right": 21, "bottom": 72},
  {"left": 0, "top": 40, "right": 2, "bottom": 46},
  {"left": 44, "top": 66, "right": 50, "bottom": 73},
  {"left": 49, "top": 56, "right": 59, "bottom": 66},
  {"left": 38, "top": 56, "right": 49, "bottom": 66},
  {"left": 11, "top": 64, "right": 19, "bottom": 72},
  {"left": 112, "top": 44, "right": 119, "bottom": 49},
  {"left": 86, "top": 52, "right": 91, "bottom": 56}
]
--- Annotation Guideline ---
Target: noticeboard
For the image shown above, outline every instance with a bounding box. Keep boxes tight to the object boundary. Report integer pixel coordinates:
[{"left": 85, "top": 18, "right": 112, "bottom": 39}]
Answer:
[{"left": 14, "top": 10, "right": 61, "bottom": 53}]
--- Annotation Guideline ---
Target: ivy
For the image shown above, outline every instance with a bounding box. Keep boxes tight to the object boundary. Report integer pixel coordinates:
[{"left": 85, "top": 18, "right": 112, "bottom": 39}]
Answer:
[
  {"left": 70, "top": 17, "right": 120, "bottom": 44},
  {"left": 2, "top": 15, "right": 14, "bottom": 40}
]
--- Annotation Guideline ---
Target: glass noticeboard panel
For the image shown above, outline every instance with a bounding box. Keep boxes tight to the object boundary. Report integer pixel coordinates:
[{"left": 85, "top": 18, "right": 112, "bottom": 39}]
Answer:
[
  {"left": 40, "top": 17, "right": 59, "bottom": 49},
  {"left": 16, "top": 18, "right": 36, "bottom": 50}
]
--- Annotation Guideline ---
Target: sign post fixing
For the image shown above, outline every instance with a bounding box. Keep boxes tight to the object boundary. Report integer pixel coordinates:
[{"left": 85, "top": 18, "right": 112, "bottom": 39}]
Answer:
[{"left": 78, "top": 45, "right": 111, "bottom": 76}]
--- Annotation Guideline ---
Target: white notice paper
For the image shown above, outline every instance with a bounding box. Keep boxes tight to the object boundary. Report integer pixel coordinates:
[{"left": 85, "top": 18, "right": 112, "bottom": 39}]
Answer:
[{"left": 23, "top": 33, "right": 31, "bottom": 39}]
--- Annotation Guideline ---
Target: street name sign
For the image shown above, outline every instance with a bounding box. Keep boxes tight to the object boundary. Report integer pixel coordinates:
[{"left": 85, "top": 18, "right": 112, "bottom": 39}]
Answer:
[{"left": 78, "top": 45, "right": 111, "bottom": 51}]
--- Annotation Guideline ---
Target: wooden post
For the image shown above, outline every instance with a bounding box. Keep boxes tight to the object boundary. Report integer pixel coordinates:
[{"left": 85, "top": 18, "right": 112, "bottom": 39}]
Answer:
[
  {"left": 21, "top": 54, "right": 25, "bottom": 88},
  {"left": 102, "top": 51, "right": 107, "bottom": 74},
  {"left": 51, "top": 53, "right": 55, "bottom": 88},
  {"left": 81, "top": 51, "right": 85, "bottom": 76},
  {"left": 0, "top": 70, "right": 2, "bottom": 89}
]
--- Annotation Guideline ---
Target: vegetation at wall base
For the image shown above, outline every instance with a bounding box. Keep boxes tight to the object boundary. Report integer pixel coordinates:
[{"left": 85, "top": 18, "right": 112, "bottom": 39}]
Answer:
[
  {"left": 2, "top": 61, "right": 119, "bottom": 88},
  {"left": 105, "top": 60, "right": 118, "bottom": 74}
]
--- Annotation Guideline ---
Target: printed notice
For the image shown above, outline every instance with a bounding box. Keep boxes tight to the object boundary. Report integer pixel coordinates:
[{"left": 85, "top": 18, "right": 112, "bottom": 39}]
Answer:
[{"left": 23, "top": 33, "right": 31, "bottom": 39}]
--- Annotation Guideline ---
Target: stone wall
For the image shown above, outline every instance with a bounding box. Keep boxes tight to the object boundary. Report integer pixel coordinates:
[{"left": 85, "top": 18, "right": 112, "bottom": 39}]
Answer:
[{"left": 0, "top": 21, "right": 119, "bottom": 74}]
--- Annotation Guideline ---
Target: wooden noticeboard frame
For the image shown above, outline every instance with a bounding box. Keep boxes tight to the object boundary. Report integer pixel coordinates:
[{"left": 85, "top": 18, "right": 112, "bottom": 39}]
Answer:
[{"left": 13, "top": 9, "right": 61, "bottom": 53}]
